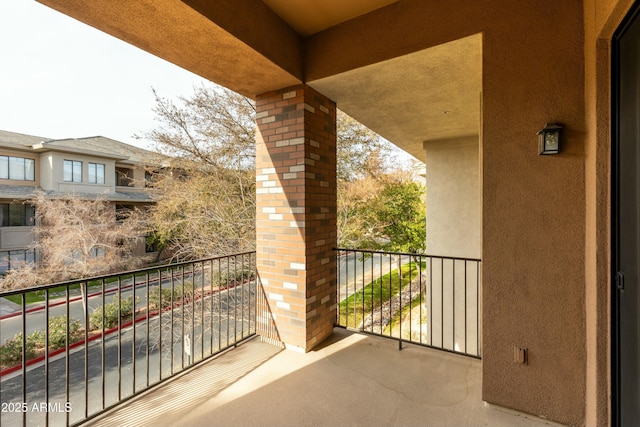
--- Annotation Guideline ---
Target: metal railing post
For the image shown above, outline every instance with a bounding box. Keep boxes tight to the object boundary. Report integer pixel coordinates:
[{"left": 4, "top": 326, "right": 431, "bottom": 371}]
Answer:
[
  {"left": 333, "top": 247, "right": 481, "bottom": 359},
  {"left": 0, "top": 252, "right": 257, "bottom": 426}
]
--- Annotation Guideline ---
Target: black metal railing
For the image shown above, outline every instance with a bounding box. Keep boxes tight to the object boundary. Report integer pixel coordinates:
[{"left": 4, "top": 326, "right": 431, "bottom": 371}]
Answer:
[
  {"left": 0, "top": 251, "right": 256, "bottom": 426},
  {"left": 336, "top": 248, "right": 481, "bottom": 358}
]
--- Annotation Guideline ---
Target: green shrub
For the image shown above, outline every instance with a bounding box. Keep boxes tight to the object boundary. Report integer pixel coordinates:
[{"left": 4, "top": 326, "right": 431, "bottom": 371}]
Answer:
[
  {"left": 148, "top": 281, "right": 196, "bottom": 310},
  {"left": 0, "top": 333, "right": 36, "bottom": 367},
  {"left": 48, "top": 316, "right": 82, "bottom": 349},
  {"left": 170, "top": 281, "right": 194, "bottom": 298},
  {"left": 0, "top": 315, "right": 81, "bottom": 367},
  {"left": 90, "top": 294, "right": 138, "bottom": 330},
  {"left": 148, "top": 287, "right": 175, "bottom": 310},
  {"left": 213, "top": 268, "right": 254, "bottom": 287}
]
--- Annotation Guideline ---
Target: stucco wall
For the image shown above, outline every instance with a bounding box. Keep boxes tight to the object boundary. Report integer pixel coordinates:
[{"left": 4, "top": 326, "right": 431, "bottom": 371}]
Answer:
[
  {"left": 42, "top": 152, "right": 116, "bottom": 193},
  {"left": 424, "top": 136, "right": 480, "bottom": 259},
  {"left": 130, "top": 165, "right": 147, "bottom": 186},
  {"left": 39, "top": 153, "right": 53, "bottom": 190},
  {"left": 309, "top": 2, "right": 588, "bottom": 424},
  {"left": 311, "top": 2, "right": 587, "bottom": 424}
]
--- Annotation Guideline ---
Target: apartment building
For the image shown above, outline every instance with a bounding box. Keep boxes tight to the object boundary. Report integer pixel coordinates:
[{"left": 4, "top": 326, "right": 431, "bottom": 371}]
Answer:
[{"left": 0, "top": 129, "right": 162, "bottom": 273}]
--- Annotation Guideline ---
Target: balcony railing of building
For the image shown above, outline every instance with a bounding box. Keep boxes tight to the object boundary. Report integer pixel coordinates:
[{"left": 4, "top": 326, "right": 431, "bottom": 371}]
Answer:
[
  {"left": 0, "top": 251, "right": 256, "bottom": 427},
  {"left": 335, "top": 248, "right": 482, "bottom": 358},
  {"left": 0, "top": 247, "right": 480, "bottom": 426}
]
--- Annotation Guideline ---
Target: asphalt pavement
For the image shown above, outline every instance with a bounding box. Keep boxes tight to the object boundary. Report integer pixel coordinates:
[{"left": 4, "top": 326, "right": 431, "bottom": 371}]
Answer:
[{"left": 0, "top": 284, "right": 252, "bottom": 427}]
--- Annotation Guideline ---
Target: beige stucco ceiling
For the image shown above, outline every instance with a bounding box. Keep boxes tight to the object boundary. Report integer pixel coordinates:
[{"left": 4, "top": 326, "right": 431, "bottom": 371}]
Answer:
[
  {"left": 257, "top": 0, "right": 482, "bottom": 161},
  {"left": 309, "top": 34, "right": 482, "bottom": 162},
  {"left": 261, "top": 0, "right": 398, "bottom": 36}
]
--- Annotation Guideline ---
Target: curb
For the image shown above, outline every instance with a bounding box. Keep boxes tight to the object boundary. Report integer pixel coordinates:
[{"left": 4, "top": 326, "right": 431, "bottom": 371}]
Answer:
[
  {"left": 0, "top": 276, "right": 169, "bottom": 321},
  {"left": 0, "top": 279, "right": 250, "bottom": 377}
]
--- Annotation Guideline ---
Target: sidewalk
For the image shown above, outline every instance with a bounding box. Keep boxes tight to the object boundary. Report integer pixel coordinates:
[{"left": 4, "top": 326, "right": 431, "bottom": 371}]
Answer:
[{"left": 0, "top": 297, "right": 20, "bottom": 316}]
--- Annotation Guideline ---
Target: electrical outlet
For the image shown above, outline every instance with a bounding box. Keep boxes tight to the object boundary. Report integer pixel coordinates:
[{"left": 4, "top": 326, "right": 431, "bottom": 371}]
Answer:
[{"left": 513, "top": 346, "right": 528, "bottom": 364}]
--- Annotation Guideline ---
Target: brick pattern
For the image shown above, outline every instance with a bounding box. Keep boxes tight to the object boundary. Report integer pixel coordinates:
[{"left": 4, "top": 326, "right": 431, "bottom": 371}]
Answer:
[{"left": 255, "top": 85, "right": 337, "bottom": 352}]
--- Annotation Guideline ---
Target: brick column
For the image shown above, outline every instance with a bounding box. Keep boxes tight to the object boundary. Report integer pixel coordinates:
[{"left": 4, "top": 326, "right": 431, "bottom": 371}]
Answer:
[{"left": 255, "top": 84, "right": 337, "bottom": 352}]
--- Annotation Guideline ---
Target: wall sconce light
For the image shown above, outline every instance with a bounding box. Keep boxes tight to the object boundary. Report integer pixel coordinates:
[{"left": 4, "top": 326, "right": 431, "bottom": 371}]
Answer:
[{"left": 537, "top": 123, "right": 563, "bottom": 155}]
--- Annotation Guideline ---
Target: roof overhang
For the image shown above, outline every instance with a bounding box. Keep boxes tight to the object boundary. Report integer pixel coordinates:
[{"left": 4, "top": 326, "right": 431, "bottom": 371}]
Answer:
[
  {"left": 36, "top": 0, "right": 483, "bottom": 160},
  {"left": 309, "top": 34, "right": 481, "bottom": 161},
  {"left": 31, "top": 142, "right": 129, "bottom": 161}
]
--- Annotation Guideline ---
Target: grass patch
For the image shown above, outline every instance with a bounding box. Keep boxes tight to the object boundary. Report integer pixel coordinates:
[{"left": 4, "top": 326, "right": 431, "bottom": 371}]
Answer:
[
  {"left": 1, "top": 262, "right": 251, "bottom": 306},
  {"left": 385, "top": 294, "right": 426, "bottom": 337},
  {"left": 4, "top": 291, "right": 47, "bottom": 305},
  {"left": 3, "top": 275, "right": 125, "bottom": 306},
  {"left": 338, "top": 261, "right": 425, "bottom": 328},
  {"left": 0, "top": 315, "right": 83, "bottom": 369}
]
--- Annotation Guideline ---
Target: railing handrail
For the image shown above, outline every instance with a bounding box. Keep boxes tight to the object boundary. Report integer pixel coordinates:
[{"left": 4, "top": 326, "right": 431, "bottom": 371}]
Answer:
[
  {"left": 0, "top": 251, "right": 258, "bottom": 427},
  {"left": 0, "top": 250, "right": 257, "bottom": 297},
  {"left": 334, "top": 247, "right": 482, "bottom": 263},
  {"left": 336, "top": 247, "right": 482, "bottom": 358}
]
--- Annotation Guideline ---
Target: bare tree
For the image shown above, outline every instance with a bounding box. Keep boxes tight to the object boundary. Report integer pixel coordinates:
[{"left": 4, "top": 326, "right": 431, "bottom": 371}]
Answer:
[
  {"left": 336, "top": 111, "right": 395, "bottom": 182},
  {"left": 141, "top": 85, "right": 409, "bottom": 261},
  {"left": 143, "top": 166, "right": 255, "bottom": 261},
  {"left": 139, "top": 84, "right": 256, "bottom": 261},
  {"left": 144, "top": 85, "right": 255, "bottom": 169},
  {"left": 0, "top": 192, "right": 144, "bottom": 290}
]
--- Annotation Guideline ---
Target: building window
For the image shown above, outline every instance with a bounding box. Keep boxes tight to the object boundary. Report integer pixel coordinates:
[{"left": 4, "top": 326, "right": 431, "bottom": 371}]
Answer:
[
  {"left": 63, "top": 160, "right": 82, "bottom": 182},
  {"left": 0, "top": 249, "right": 36, "bottom": 275},
  {"left": 0, "top": 252, "right": 7, "bottom": 275},
  {"left": 90, "top": 247, "right": 106, "bottom": 258},
  {"left": 115, "top": 204, "right": 134, "bottom": 222},
  {"left": 116, "top": 167, "right": 134, "bottom": 186},
  {"left": 0, "top": 156, "right": 35, "bottom": 181},
  {"left": 88, "top": 162, "right": 105, "bottom": 184},
  {"left": 144, "top": 171, "right": 153, "bottom": 187},
  {"left": 0, "top": 203, "right": 35, "bottom": 227}
]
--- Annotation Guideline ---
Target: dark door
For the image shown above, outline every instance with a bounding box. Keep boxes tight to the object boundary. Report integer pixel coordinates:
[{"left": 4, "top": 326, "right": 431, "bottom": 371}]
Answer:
[{"left": 613, "top": 3, "right": 640, "bottom": 425}]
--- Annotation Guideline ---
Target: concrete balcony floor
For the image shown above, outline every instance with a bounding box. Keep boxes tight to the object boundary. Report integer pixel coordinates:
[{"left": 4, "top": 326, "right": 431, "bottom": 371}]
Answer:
[{"left": 86, "top": 328, "right": 564, "bottom": 427}]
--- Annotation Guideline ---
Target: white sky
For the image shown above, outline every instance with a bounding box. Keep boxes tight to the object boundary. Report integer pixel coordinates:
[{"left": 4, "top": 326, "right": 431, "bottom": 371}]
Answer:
[{"left": 0, "top": 0, "right": 210, "bottom": 150}]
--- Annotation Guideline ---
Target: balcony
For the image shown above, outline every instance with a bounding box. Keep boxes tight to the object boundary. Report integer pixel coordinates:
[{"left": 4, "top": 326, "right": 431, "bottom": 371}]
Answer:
[
  {"left": 85, "top": 328, "right": 559, "bottom": 427},
  {"left": 0, "top": 251, "right": 561, "bottom": 426}
]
